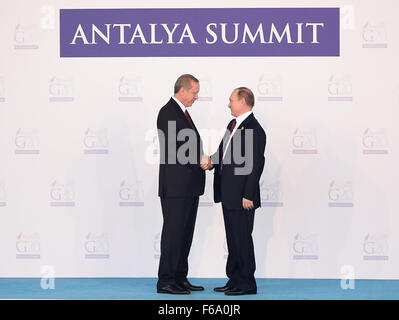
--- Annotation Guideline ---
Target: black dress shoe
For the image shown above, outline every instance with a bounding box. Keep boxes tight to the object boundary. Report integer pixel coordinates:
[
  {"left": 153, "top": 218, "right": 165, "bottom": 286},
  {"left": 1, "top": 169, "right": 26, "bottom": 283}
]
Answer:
[
  {"left": 224, "top": 288, "right": 257, "bottom": 296},
  {"left": 157, "top": 284, "right": 190, "bottom": 294},
  {"left": 214, "top": 285, "right": 232, "bottom": 292},
  {"left": 180, "top": 281, "right": 204, "bottom": 291}
]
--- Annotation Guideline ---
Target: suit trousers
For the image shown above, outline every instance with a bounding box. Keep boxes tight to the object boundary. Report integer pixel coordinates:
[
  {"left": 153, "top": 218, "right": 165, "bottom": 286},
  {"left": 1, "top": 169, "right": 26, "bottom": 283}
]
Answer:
[
  {"left": 157, "top": 196, "right": 199, "bottom": 288},
  {"left": 222, "top": 204, "right": 257, "bottom": 292}
]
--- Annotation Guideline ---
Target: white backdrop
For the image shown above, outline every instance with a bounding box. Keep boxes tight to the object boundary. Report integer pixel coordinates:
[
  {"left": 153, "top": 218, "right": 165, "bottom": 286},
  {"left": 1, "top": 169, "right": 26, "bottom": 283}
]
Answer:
[{"left": 0, "top": 0, "right": 398, "bottom": 279}]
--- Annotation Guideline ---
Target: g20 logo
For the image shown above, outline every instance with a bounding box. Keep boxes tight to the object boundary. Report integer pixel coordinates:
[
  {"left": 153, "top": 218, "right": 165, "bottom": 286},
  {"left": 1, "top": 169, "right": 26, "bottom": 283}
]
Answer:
[
  {"left": 84, "top": 128, "right": 108, "bottom": 148},
  {"left": 119, "top": 180, "right": 144, "bottom": 206},
  {"left": 257, "top": 75, "right": 283, "bottom": 101},
  {"left": 14, "top": 24, "right": 39, "bottom": 49},
  {"left": 84, "top": 233, "right": 110, "bottom": 259},
  {"left": 362, "top": 129, "right": 387, "bottom": 149},
  {"left": 85, "top": 233, "right": 109, "bottom": 253},
  {"left": 260, "top": 180, "right": 283, "bottom": 207},
  {"left": 328, "top": 181, "right": 353, "bottom": 207},
  {"left": 15, "top": 129, "right": 40, "bottom": 151},
  {"left": 362, "top": 129, "right": 388, "bottom": 154},
  {"left": 363, "top": 234, "right": 388, "bottom": 260},
  {"left": 16, "top": 238, "right": 40, "bottom": 253},
  {"left": 293, "top": 129, "right": 317, "bottom": 148},
  {"left": 16, "top": 233, "right": 41, "bottom": 259},
  {"left": 362, "top": 22, "right": 387, "bottom": 43},
  {"left": 292, "top": 129, "right": 317, "bottom": 154},
  {"left": 83, "top": 129, "right": 109, "bottom": 154},
  {"left": 49, "top": 75, "right": 74, "bottom": 101},
  {"left": 118, "top": 75, "right": 143, "bottom": 102},
  {"left": 328, "top": 75, "right": 352, "bottom": 98},
  {"left": 293, "top": 233, "right": 318, "bottom": 260},
  {"left": 50, "top": 181, "right": 74, "bottom": 201}
]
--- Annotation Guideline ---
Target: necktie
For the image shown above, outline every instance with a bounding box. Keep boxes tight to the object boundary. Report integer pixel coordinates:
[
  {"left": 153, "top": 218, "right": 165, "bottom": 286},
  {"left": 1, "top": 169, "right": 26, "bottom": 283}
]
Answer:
[
  {"left": 229, "top": 119, "right": 236, "bottom": 133},
  {"left": 185, "top": 110, "right": 193, "bottom": 128},
  {"left": 220, "top": 119, "right": 237, "bottom": 170}
]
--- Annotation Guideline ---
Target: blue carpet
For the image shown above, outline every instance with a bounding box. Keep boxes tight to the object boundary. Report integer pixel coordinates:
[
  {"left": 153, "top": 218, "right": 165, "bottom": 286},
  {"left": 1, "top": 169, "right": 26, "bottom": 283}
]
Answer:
[{"left": 0, "top": 278, "right": 398, "bottom": 300}]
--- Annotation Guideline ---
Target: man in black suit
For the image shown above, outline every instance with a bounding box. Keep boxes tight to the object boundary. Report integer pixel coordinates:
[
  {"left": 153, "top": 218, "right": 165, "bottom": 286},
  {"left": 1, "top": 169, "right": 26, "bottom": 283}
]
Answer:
[
  {"left": 156, "top": 74, "right": 207, "bottom": 294},
  {"left": 201, "top": 87, "right": 266, "bottom": 295}
]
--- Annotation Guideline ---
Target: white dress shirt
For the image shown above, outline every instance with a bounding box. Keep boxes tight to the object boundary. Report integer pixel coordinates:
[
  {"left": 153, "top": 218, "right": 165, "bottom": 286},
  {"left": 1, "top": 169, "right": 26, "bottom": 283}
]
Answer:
[
  {"left": 172, "top": 96, "right": 187, "bottom": 115},
  {"left": 222, "top": 110, "right": 253, "bottom": 160}
]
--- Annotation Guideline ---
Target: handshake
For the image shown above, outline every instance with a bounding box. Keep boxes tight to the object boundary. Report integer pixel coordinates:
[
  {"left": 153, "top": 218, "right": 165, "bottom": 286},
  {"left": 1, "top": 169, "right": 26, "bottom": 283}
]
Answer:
[{"left": 200, "top": 155, "right": 214, "bottom": 170}]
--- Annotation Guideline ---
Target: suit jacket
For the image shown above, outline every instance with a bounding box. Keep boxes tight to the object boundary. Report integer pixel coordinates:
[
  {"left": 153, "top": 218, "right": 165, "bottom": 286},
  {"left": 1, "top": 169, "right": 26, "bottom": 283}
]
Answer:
[
  {"left": 157, "top": 98, "right": 205, "bottom": 197},
  {"left": 211, "top": 113, "right": 266, "bottom": 210}
]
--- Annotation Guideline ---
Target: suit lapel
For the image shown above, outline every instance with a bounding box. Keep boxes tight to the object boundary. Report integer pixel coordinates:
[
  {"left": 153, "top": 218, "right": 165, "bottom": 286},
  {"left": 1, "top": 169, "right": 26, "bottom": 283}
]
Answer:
[
  {"left": 169, "top": 98, "right": 202, "bottom": 153},
  {"left": 237, "top": 113, "right": 255, "bottom": 131},
  {"left": 230, "top": 113, "right": 255, "bottom": 142},
  {"left": 224, "top": 113, "right": 256, "bottom": 165},
  {"left": 170, "top": 98, "right": 200, "bottom": 133},
  {"left": 218, "top": 119, "right": 236, "bottom": 161},
  {"left": 169, "top": 98, "right": 188, "bottom": 126}
]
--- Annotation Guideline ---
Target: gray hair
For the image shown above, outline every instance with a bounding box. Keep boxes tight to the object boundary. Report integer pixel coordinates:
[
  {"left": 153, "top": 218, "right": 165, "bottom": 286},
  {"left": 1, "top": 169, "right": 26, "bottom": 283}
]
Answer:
[{"left": 174, "top": 74, "right": 199, "bottom": 94}]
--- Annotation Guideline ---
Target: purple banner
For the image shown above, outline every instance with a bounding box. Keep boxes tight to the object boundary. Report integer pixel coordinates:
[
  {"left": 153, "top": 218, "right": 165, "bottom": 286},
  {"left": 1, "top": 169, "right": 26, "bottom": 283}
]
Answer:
[{"left": 60, "top": 8, "right": 339, "bottom": 57}]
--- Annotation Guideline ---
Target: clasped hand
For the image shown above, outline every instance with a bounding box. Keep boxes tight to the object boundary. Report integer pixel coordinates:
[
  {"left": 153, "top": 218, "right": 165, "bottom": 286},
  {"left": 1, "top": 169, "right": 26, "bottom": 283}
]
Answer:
[{"left": 200, "top": 155, "right": 213, "bottom": 170}]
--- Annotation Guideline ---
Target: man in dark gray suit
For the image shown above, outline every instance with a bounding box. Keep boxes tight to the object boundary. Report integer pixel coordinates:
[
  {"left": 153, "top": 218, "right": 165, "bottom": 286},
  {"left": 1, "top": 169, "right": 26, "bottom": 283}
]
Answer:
[
  {"left": 202, "top": 87, "right": 266, "bottom": 295},
  {"left": 156, "top": 74, "right": 206, "bottom": 294}
]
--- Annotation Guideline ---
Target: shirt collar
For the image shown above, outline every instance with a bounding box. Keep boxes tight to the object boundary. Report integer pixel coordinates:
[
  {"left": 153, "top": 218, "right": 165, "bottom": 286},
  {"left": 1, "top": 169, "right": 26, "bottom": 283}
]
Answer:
[
  {"left": 234, "top": 110, "right": 253, "bottom": 127},
  {"left": 172, "top": 96, "right": 187, "bottom": 114}
]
